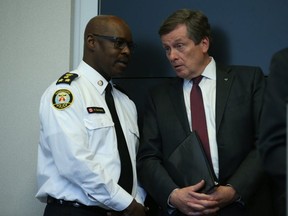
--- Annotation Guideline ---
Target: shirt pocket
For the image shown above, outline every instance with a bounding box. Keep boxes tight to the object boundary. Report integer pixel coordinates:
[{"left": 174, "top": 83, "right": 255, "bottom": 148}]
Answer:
[
  {"left": 127, "top": 122, "right": 140, "bottom": 153},
  {"left": 128, "top": 125, "right": 139, "bottom": 138},
  {"left": 84, "top": 115, "right": 114, "bottom": 129},
  {"left": 83, "top": 115, "right": 117, "bottom": 155}
]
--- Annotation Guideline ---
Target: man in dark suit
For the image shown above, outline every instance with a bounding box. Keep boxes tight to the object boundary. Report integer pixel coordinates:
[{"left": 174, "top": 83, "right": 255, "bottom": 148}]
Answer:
[
  {"left": 137, "top": 9, "right": 272, "bottom": 216},
  {"left": 258, "top": 47, "right": 288, "bottom": 216}
]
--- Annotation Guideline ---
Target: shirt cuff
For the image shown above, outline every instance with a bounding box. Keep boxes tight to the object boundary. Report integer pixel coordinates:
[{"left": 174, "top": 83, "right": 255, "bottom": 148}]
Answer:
[
  {"left": 226, "top": 184, "right": 245, "bottom": 206},
  {"left": 167, "top": 188, "right": 178, "bottom": 214}
]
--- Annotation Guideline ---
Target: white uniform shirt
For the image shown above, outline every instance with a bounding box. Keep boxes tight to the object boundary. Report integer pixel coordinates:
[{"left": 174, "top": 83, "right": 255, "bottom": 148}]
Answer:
[
  {"left": 36, "top": 61, "right": 146, "bottom": 211},
  {"left": 183, "top": 57, "right": 219, "bottom": 177}
]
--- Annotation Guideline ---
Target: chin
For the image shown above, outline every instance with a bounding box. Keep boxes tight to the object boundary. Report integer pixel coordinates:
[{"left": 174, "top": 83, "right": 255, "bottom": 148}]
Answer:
[
  {"left": 176, "top": 71, "right": 189, "bottom": 79},
  {"left": 111, "top": 70, "right": 125, "bottom": 77}
]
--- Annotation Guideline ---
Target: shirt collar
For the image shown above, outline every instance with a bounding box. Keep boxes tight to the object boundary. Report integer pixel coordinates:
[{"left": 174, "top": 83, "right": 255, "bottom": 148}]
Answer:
[
  {"left": 77, "top": 60, "right": 109, "bottom": 94},
  {"left": 183, "top": 57, "right": 216, "bottom": 87},
  {"left": 201, "top": 57, "right": 216, "bottom": 81}
]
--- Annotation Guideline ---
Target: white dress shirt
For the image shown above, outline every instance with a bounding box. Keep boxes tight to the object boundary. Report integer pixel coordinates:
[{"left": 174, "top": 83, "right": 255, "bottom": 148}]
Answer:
[
  {"left": 36, "top": 61, "right": 146, "bottom": 211},
  {"left": 183, "top": 57, "right": 219, "bottom": 177}
]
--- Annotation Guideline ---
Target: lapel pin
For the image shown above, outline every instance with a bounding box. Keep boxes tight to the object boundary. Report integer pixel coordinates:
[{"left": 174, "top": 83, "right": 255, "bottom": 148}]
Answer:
[{"left": 224, "top": 78, "right": 228, "bottom": 81}]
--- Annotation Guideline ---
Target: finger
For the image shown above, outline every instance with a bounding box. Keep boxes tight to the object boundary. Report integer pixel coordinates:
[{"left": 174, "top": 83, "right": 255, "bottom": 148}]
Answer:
[
  {"left": 191, "top": 180, "right": 205, "bottom": 191},
  {"left": 202, "top": 206, "right": 220, "bottom": 215},
  {"left": 189, "top": 212, "right": 204, "bottom": 216},
  {"left": 188, "top": 190, "right": 215, "bottom": 201},
  {"left": 187, "top": 199, "right": 219, "bottom": 210},
  {"left": 186, "top": 201, "right": 206, "bottom": 211}
]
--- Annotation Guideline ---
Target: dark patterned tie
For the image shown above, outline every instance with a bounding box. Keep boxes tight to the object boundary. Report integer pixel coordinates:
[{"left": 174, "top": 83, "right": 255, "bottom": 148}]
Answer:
[
  {"left": 105, "top": 83, "right": 133, "bottom": 193},
  {"left": 190, "top": 76, "right": 212, "bottom": 164}
]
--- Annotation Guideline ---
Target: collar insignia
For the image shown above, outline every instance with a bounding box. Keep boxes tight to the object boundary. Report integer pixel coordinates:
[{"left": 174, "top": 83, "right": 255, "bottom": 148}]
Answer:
[{"left": 97, "top": 80, "right": 104, "bottom": 86}]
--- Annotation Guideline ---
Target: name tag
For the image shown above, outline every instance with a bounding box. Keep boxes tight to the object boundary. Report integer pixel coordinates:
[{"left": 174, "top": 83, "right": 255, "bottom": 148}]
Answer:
[{"left": 87, "top": 107, "right": 105, "bottom": 114}]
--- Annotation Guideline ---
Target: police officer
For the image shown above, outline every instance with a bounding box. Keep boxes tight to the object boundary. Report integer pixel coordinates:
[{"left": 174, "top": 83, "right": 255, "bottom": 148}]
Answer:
[{"left": 36, "top": 15, "right": 146, "bottom": 216}]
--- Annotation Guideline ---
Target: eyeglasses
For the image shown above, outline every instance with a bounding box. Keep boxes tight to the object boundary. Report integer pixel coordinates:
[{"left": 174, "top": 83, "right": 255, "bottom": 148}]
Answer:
[{"left": 92, "top": 34, "right": 135, "bottom": 52}]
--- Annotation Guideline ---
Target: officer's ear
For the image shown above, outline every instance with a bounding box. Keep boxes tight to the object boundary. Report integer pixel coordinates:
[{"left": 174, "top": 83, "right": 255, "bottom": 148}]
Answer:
[{"left": 86, "top": 34, "right": 97, "bottom": 50}]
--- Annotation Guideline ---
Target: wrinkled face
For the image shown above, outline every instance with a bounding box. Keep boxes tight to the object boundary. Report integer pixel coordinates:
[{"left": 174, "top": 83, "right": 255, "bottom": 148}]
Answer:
[
  {"left": 92, "top": 23, "right": 134, "bottom": 77},
  {"left": 161, "top": 24, "right": 210, "bottom": 80}
]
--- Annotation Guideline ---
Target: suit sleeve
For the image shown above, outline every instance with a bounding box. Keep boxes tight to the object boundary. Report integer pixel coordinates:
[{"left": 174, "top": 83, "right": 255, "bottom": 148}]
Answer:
[
  {"left": 137, "top": 92, "right": 178, "bottom": 211},
  {"left": 225, "top": 67, "right": 267, "bottom": 202}
]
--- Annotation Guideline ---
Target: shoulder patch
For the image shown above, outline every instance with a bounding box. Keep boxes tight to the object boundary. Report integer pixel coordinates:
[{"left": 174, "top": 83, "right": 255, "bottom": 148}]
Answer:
[
  {"left": 56, "top": 72, "right": 78, "bottom": 85},
  {"left": 52, "top": 89, "right": 74, "bottom": 110}
]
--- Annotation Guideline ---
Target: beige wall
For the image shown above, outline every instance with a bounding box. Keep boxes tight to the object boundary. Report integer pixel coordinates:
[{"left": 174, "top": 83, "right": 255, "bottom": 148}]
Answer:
[{"left": 0, "top": 0, "right": 72, "bottom": 215}]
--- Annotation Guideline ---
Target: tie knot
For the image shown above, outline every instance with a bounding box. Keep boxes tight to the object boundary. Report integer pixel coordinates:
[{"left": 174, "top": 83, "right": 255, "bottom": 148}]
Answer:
[{"left": 192, "top": 76, "right": 203, "bottom": 85}]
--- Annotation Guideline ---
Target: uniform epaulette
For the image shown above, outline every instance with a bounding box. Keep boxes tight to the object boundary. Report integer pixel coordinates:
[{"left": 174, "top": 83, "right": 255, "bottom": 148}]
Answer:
[{"left": 56, "top": 72, "right": 79, "bottom": 85}]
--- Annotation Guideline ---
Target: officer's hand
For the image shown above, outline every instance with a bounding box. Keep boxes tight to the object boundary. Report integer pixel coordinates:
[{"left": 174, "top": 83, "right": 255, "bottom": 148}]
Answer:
[{"left": 123, "top": 199, "right": 147, "bottom": 216}]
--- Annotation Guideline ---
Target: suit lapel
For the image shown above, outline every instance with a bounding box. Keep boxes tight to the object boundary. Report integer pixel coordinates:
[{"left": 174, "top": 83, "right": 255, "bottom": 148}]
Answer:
[
  {"left": 166, "top": 68, "right": 234, "bottom": 137},
  {"left": 215, "top": 65, "right": 234, "bottom": 134},
  {"left": 168, "top": 78, "right": 191, "bottom": 136}
]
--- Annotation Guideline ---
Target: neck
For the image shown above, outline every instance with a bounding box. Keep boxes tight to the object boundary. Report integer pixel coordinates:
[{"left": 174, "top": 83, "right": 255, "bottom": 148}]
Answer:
[
  {"left": 99, "top": 71, "right": 111, "bottom": 82},
  {"left": 83, "top": 59, "right": 111, "bottom": 81}
]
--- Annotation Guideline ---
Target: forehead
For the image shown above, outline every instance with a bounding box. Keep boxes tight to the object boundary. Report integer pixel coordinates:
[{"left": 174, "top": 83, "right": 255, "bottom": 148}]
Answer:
[
  {"left": 161, "top": 24, "right": 189, "bottom": 44},
  {"left": 104, "top": 20, "right": 132, "bottom": 40}
]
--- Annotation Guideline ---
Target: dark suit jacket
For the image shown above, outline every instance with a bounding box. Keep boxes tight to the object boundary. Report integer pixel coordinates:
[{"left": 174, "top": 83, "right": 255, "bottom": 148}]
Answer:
[
  {"left": 258, "top": 48, "right": 288, "bottom": 216},
  {"left": 137, "top": 65, "right": 273, "bottom": 216}
]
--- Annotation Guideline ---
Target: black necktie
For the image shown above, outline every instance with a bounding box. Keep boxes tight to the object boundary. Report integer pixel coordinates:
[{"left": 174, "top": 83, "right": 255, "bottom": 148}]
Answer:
[
  {"left": 105, "top": 83, "right": 133, "bottom": 193},
  {"left": 190, "top": 76, "right": 212, "bottom": 164}
]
